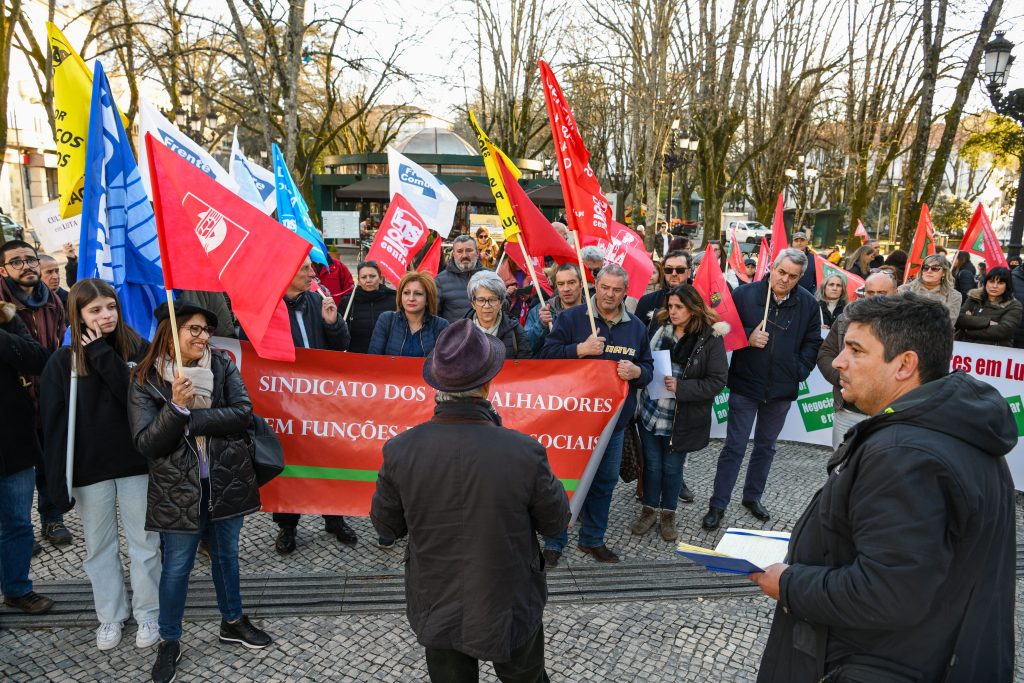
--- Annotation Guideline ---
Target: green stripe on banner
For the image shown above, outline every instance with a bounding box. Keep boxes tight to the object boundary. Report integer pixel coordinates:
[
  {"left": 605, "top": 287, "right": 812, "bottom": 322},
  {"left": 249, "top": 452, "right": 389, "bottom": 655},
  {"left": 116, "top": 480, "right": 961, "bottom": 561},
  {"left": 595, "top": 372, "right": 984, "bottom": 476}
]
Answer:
[
  {"left": 280, "top": 465, "right": 580, "bottom": 492},
  {"left": 279, "top": 465, "right": 378, "bottom": 482}
]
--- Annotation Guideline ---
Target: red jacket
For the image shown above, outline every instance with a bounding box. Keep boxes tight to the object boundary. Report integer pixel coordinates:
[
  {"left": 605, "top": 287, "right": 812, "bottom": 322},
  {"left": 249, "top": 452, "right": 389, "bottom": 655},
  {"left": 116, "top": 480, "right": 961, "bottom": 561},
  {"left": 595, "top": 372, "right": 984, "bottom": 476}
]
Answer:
[{"left": 313, "top": 257, "right": 354, "bottom": 306}]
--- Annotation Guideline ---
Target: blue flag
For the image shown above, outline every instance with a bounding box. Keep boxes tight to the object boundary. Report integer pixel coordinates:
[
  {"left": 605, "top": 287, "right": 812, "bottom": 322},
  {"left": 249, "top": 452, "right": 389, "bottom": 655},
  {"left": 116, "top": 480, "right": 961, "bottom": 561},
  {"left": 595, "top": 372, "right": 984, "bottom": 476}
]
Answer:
[
  {"left": 78, "top": 61, "right": 165, "bottom": 339},
  {"left": 272, "top": 143, "right": 328, "bottom": 265}
]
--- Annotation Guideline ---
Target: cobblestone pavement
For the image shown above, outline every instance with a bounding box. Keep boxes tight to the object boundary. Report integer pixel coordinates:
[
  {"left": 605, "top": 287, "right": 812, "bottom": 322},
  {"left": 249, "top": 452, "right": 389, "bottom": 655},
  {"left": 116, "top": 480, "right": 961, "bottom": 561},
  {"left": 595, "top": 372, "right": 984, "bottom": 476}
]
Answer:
[{"left": 3, "top": 439, "right": 1023, "bottom": 681}]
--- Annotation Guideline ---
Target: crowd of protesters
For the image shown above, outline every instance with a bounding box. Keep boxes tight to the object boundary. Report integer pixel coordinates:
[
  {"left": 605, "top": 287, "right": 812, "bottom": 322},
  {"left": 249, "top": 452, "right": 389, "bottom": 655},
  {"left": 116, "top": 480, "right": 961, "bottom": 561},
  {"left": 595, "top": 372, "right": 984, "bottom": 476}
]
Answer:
[{"left": 0, "top": 222, "right": 1018, "bottom": 682}]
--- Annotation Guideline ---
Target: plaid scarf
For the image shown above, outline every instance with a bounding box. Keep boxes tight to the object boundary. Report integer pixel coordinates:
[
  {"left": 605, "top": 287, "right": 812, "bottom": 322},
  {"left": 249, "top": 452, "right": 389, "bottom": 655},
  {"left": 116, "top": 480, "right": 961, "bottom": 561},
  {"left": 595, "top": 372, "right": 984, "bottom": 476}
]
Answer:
[{"left": 639, "top": 325, "right": 684, "bottom": 437}]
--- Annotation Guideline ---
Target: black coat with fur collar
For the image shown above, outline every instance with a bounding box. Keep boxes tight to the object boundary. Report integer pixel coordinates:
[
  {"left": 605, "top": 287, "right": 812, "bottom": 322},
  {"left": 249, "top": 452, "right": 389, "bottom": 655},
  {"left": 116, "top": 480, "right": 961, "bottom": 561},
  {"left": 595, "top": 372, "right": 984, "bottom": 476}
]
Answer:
[{"left": 128, "top": 350, "right": 259, "bottom": 533}]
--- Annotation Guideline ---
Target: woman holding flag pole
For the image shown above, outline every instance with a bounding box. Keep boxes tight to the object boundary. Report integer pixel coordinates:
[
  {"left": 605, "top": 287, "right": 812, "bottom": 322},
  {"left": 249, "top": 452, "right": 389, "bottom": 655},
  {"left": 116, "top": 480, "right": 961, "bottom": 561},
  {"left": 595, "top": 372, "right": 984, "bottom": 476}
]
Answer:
[
  {"left": 128, "top": 300, "right": 270, "bottom": 683},
  {"left": 40, "top": 279, "right": 160, "bottom": 652}
]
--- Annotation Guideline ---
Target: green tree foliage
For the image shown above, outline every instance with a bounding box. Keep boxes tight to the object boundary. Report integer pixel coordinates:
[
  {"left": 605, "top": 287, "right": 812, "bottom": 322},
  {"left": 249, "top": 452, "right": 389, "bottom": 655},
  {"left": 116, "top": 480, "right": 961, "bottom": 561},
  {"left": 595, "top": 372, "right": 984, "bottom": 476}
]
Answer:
[
  {"left": 930, "top": 193, "right": 973, "bottom": 235},
  {"left": 959, "top": 114, "right": 1023, "bottom": 171}
]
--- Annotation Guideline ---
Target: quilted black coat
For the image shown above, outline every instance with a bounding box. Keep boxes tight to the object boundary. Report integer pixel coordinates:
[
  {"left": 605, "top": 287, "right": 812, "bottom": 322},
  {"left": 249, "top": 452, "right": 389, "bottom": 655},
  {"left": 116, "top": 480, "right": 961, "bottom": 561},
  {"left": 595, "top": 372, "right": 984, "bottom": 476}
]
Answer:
[{"left": 128, "top": 350, "right": 259, "bottom": 533}]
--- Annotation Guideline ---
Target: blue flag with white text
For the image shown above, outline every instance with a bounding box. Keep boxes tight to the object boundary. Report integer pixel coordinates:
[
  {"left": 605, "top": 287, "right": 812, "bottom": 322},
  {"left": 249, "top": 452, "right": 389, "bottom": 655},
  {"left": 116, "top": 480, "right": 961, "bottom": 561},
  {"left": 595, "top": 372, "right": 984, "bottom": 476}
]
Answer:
[
  {"left": 272, "top": 143, "right": 328, "bottom": 265},
  {"left": 78, "top": 61, "right": 165, "bottom": 339}
]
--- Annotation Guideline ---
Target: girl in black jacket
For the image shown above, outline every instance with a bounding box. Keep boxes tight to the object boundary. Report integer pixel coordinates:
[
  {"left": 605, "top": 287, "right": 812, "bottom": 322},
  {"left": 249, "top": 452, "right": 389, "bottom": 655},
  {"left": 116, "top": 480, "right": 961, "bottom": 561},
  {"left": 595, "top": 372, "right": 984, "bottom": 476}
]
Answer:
[
  {"left": 340, "top": 260, "right": 396, "bottom": 353},
  {"left": 40, "top": 279, "right": 160, "bottom": 651},
  {"left": 128, "top": 301, "right": 269, "bottom": 683},
  {"left": 630, "top": 285, "right": 728, "bottom": 542}
]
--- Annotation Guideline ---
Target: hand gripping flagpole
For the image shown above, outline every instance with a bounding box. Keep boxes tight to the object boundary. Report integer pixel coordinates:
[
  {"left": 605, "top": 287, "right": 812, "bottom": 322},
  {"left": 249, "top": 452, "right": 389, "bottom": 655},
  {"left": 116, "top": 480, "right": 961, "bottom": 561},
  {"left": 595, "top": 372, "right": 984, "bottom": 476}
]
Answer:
[
  {"left": 573, "top": 231, "right": 599, "bottom": 337},
  {"left": 515, "top": 230, "right": 553, "bottom": 331}
]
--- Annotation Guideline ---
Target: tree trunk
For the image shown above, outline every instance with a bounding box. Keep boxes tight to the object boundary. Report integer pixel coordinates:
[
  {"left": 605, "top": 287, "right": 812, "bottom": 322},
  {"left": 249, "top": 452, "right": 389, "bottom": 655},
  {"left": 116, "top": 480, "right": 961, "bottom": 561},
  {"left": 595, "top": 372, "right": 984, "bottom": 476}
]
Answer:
[{"left": 0, "top": 0, "right": 24, "bottom": 185}]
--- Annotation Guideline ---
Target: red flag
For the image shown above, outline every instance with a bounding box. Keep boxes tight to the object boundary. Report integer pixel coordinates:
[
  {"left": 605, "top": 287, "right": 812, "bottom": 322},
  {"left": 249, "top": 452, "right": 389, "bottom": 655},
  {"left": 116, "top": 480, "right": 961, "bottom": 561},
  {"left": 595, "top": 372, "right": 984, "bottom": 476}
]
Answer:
[
  {"left": 498, "top": 157, "right": 578, "bottom": 263},
  {"left": 582, "top": 222, "right": 654, "bottom": 300},
  {"left": 904, "top": 204, "right": 936, "bottom": 283},
  {"left": 504, "top": 241, "right": 554, "bottom": 296},
  {"left": 365, "top": 194, "right": 430, "bottom": 286},
  {"left": 692, "top": 244, "right": 748, "bottom": 352},
  {"left": 538, "top": 60, "right": 612, "bottom": 241},
  {"left": 855, "top": 219, "right": 869, "bottom": 240},
  {"left": 728, "top": 234, "right": 750, "bottom": 283},
  {"left": 146, "top": 133, "right": 308, "bottom": 361},
  {"left": 814, "top": 257, "right": 864, "bottom": 302},
  {"left": 769, "top": 193, "right": 788, "bottom": 263},
  {"left": 416, "top": 235, "right": 442, "bottom": 276},
  {"left": 755, "top": 237, "right": 771, "bottom": 281},
  {"left": 959, "top": 203, "right": 1008, "bottom": 269}
]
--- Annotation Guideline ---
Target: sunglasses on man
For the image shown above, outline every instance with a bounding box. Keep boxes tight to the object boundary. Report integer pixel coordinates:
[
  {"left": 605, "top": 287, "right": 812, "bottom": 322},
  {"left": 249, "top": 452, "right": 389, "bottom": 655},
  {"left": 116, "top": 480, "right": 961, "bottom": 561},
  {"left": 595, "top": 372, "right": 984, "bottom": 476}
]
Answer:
[{"left": 663, "top": 266, "right": 690, "bottom": 275}]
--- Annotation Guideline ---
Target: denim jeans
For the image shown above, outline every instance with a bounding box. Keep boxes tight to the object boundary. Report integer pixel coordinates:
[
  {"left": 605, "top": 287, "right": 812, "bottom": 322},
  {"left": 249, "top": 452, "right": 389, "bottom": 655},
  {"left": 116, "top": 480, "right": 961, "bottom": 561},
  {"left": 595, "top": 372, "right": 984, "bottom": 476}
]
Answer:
[
  {"left": 0, "top": 467, "right": 36, "bottom": 598},
  {"left": 637, "top": 425, "right": 686, "bottom": 510},
  {"left": 710, "top": 393, "right": 791, "bottom": 510},
  {"left": 158, "top": 480, "right": 244, "bottom": 641},
  {"left": 544, "top": 428, "right": 625, "bottom": 551},
  {"left": 74, "top": 475, "right": 161, "bottom": 625}
]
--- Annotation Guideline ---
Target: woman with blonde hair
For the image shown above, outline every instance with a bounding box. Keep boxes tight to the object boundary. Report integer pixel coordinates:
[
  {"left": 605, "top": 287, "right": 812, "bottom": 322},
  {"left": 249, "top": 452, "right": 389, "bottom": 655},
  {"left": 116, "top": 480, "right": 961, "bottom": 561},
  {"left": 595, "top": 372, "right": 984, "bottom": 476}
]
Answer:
[
  {"left": 845, "top": 245, "right": 875, "bottom": 278},
  {"left": 898, "top": 254, "right": 962, "bottom": 326},
  {"left": 368, "top": 271, "right": 449, "bottom": 356},
  {"left": 475, "top": 228, "right": 499, "bottom": 269},
  {"left": 815, "top": 274, "right": 847, "bottom": 328}
]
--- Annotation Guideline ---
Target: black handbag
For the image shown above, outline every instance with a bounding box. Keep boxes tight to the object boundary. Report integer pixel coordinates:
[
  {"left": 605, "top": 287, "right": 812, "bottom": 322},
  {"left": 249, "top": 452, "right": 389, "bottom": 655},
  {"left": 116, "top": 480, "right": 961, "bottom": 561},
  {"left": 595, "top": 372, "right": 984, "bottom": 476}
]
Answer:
[
  {"left": 247, "top": 414, "right": 284, "bottom": 486},
  {"left": 619, "top": 420, "right": 644, "bottom": 483}
]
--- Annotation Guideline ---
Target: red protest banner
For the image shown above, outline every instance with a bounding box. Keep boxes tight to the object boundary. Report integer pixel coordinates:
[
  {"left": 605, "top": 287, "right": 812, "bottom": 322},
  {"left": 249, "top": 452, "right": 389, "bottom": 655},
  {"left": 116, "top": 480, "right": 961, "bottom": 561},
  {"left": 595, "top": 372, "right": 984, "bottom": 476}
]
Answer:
[
  {"left": 215, "top": 341, "right": 629, "bottom": 517},
  {"left": 365, "top": 193, "right": 430, "bottom": 285}
]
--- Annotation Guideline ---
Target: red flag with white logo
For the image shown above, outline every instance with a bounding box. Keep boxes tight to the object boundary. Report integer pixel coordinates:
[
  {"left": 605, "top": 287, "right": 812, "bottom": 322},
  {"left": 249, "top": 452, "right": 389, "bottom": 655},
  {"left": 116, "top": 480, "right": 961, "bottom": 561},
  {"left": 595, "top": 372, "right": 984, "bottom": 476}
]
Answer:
[
  {"left": 146, "top": 133, "right": 309, "bottom": 361},
  {"left": 365, "top": 194, "right": 430, "bottom": 286},
  {"left": 692, "top": 244, "right": 748, "bottom": 352},
  {"left": 582, "top": 222, "right": 654, "bottom": 300},
  {"left": 813, "top": 258, "right": 864, "bottom": 302},
  {"left": 538, "top": 60, "right": 612, "bottom": 241}
]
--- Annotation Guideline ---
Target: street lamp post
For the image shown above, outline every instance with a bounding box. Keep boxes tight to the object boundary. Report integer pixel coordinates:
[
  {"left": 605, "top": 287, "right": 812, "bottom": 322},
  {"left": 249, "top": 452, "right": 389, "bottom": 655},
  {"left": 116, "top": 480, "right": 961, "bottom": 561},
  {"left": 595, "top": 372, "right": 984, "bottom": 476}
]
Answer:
[
  {"left": 983, "top": 31, "right": 1024, "bottom": 259},
  {"left": 663, "top": 119, "right": 699, "bottom": 228}
]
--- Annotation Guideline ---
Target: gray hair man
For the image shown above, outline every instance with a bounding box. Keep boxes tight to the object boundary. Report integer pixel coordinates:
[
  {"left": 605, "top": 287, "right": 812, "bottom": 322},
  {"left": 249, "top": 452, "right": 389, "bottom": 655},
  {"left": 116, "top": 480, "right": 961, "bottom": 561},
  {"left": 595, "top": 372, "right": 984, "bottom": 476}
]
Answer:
[
  {"left": 580, "top": 245, "right": 605, "bottom": 279},
  {"left": 371, "top": 319, "right": 568, "bottom": 681},
  {"left": 753, "top": 294, "right": 1015, "bottom": 682},
  {"left": 538, "top": 264, "right": 654, "bottom": 565},
  {"left": 703, "top": 247, "right": 822, "bottom": 530},
  {"left": 436, "top": 235, "right": 483, "bottom": 322},
  {"left": 816, "top": 270, "right": 898, "bottom": 448},
  {"left": 525, "top": 263, "right": 585, "bottom": 352}
]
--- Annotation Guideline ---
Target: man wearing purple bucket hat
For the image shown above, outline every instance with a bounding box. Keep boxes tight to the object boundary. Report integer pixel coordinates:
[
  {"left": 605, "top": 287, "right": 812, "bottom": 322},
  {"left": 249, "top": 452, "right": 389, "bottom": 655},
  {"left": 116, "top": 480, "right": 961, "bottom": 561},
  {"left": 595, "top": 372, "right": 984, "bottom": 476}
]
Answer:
[{"left": 371, "top": 319, "right": 570, "bottom": 682}]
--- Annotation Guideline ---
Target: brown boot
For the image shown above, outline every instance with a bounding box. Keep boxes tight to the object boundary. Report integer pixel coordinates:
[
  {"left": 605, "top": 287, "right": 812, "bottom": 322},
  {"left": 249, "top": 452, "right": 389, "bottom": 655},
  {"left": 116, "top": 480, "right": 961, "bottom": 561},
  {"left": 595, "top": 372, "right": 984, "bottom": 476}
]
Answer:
[
  {"left": 630, "top": 506, "right": 658, "bottom": 535},
  {"left": 659, "top": 510, "right": 678, "bottom": 542}
]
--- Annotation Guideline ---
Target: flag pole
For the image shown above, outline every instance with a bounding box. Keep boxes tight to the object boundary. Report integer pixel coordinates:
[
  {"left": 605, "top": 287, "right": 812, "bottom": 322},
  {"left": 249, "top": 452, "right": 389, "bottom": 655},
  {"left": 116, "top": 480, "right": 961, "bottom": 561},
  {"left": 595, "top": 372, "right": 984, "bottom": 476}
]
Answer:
[
  {"left": 515, "top": 230, "right": 552, "bottom": 331},
  {"left": 760, "top": 277, "right": 772, "bottom": 332},
  {"left": 573, "top": 231, "right": 599, "bottom": 337},
  {"left": 341, "top": 288, "right": 356, "bottom": 322},
  {"left": 145, "top": 132, "right": 184, "bottom": 373},
  {"left": 65, "top": 355, "right": 77, "bottom": 500},
  {"left": 165, "top": 290, "right": 184, "bottom": 371}
]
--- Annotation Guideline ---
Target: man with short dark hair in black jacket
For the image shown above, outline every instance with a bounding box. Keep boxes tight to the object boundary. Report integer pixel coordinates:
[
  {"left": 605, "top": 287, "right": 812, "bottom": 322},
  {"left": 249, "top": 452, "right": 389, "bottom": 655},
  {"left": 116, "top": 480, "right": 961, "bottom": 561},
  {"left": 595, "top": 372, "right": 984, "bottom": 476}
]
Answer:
[
  {"left": 634, "top": 250, "right": 691, "bottom": 335},
  {"left": 703, "top": 248, "right": 822, "bottom": 530},
  {"left": 263, "top": 256, "right": 354, "bottom": 554}
]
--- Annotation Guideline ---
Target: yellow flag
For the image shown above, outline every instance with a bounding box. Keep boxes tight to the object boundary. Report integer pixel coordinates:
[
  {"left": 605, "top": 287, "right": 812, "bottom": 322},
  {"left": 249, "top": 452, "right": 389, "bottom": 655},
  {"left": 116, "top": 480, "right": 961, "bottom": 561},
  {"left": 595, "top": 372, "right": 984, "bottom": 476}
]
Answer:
[
  {"left": 47, "top": 22, "right": 126, "bottom": 218},
  {"left": 468, "top": 111, "right": 522, "bottom": 241}
]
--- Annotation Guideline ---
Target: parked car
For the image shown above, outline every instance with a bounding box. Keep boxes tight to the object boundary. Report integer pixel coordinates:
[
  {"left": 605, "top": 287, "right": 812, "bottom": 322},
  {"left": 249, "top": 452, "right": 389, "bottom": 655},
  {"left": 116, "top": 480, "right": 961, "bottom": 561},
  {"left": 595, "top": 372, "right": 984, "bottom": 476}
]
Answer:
[
  {"left": 0, "top": 214, "right": 24, "bottom": 244},
  {"left": 727, "top": 219, "right": 771, "bottom": 244}
]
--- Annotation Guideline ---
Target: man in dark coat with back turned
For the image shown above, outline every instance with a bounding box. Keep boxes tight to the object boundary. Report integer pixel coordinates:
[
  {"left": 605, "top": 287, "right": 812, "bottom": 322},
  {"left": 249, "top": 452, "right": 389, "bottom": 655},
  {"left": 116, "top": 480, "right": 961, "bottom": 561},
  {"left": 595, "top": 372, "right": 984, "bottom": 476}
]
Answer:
[
  {"left": 752, "top": 294, "right": 1016, "bottom": 682},
  {"left": 371, "top": 319, "right": 569, "bottom": 682}
]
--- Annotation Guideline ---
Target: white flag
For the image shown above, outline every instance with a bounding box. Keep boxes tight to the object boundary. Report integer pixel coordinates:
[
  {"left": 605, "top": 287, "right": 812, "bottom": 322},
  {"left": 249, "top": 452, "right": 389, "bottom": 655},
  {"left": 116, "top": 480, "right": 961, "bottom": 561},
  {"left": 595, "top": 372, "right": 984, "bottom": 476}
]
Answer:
[
  {"left": 230, "top": 127, "right": 277, "bottom": 215},
  {"left": 388, "top": 146, "right": 457, "bottom": 238},
  {"left": 137, "top": 99, "right": 238, "bottom": 199}
]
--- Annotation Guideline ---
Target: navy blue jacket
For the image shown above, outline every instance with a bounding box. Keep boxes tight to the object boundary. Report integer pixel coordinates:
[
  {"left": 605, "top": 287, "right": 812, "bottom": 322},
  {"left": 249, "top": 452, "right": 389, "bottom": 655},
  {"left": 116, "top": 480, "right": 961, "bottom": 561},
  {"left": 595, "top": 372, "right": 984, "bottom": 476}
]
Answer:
[
  {"left": 539, "top": 302, "right": 654, "bottom": 431},
  {"left": 368, "top": 311, "right": 449, "bottom": 357},
  {"left": 729, "top": 278, "right": 822, "bottom": 402},
  {"left": 797, "top": 250, "right": 817, "bottom": 292}
]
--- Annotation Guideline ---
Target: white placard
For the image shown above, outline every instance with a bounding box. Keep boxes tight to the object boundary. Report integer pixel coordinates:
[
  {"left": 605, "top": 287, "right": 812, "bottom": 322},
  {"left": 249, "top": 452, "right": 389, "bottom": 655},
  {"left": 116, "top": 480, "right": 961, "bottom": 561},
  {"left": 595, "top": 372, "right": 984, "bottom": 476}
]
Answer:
[
  {"left": 26, "top": 199, "right": 80, "bottom": 253},
  {"left": 646, "top": 349, "right": 674, "bottom": 400},
  {"left": 321, "top": 211, "right": 360, "bottom": 239}
]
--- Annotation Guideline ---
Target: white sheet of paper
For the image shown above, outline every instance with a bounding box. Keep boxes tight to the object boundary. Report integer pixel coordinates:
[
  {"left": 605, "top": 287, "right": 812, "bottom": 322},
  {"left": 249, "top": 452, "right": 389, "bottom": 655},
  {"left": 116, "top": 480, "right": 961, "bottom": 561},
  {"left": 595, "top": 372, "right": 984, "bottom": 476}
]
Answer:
[
  {"left": 714, "top": 528, "right": 790, "bottom": 569},
  {"left": 646, "top": 350, "right": 674, "bottom": 400}
]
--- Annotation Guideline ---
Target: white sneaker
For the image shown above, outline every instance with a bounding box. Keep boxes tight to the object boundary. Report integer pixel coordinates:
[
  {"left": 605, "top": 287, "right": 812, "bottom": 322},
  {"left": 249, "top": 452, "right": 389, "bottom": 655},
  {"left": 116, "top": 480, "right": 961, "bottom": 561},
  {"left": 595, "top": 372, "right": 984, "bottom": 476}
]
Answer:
[
  {"left": 136, "top": 619, "right": 160, "bottom": 648},
  {"left": 96, "top": 621, "right": 123, "bottom": 651}
]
